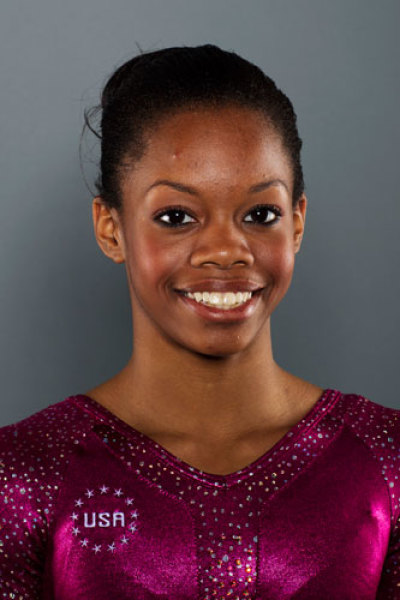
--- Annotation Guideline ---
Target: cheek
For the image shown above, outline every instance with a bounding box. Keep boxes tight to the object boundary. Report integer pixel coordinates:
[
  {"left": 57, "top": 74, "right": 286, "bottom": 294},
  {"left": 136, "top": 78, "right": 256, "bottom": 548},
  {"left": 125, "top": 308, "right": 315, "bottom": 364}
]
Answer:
[
  {"left": 256, "top": 234, "right": 295, "bottom": 283},
  {"left": 125, "top": 228, "right": 182, "bottom": 294},
  {"left": 275, "top": 246, "right": 295, "bottom": 282}
]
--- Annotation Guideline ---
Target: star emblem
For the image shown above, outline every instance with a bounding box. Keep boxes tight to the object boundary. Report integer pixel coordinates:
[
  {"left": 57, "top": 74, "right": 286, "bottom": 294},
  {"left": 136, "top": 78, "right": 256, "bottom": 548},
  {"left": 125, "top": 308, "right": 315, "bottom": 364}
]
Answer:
[{"left": 70, "top": 485, "right": 136, "bottom": 552}]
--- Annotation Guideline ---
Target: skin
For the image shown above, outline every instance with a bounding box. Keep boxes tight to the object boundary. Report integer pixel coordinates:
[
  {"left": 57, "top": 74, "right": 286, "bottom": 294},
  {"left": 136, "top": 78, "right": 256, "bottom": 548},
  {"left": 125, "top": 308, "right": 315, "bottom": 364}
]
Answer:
[{"left": 88, "top": 105, "right": 323, "bottom": 475}]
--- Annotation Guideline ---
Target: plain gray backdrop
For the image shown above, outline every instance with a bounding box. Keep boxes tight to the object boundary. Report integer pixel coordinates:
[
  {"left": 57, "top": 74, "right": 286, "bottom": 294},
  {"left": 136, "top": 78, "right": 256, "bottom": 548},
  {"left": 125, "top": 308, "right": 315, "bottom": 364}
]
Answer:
[{"left": 1, "top": 0, "right": 399, "bottom": 426}]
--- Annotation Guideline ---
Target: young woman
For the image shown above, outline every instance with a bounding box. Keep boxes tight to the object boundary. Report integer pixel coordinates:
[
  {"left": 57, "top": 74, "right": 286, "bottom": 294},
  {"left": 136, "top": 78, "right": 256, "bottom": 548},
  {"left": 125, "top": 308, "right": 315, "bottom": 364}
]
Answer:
[{"left": 0, "top": 44, "right": 399, "bottom": 599}]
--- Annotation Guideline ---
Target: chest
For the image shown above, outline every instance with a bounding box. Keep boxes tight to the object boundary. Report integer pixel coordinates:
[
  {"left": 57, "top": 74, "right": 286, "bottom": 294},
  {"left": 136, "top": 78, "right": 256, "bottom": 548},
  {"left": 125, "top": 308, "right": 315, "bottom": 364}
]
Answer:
[
  {"left": 154, "top": 428, "right": 290, "bottom": 475},
  {"left": 47, "top": 428, "right": 390, "bottom": 599}
]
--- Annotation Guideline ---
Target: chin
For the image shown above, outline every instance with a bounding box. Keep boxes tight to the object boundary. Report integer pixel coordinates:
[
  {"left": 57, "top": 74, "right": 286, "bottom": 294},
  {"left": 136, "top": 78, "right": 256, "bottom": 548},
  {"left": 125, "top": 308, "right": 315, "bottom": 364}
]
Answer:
[{"left": 179, "top": 335, "right": 256, "bottom": 360}]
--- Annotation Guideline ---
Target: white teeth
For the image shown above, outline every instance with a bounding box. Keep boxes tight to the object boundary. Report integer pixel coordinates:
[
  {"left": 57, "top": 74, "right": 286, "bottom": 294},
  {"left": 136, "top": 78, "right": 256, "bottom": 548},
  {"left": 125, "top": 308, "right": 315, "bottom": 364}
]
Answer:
[
  {"left": 222, "top": 292, "right": 236, "bottom": 305},
  {"left": 186, "top": 290, "right": 253, "bottom": 309}
]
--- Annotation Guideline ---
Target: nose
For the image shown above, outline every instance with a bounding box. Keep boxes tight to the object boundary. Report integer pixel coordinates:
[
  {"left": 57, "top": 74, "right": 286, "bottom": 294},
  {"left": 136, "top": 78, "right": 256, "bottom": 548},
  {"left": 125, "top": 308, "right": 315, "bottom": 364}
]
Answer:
[{"left": 189, "top": 220, "right": 254, "bottom": 269}]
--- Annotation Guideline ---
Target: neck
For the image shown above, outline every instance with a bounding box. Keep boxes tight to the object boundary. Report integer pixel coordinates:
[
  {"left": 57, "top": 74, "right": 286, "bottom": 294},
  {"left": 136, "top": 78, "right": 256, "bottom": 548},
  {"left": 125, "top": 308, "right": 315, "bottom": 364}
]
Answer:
[{"left": 91, "top": 319, "right": 314, "bottom": 443}]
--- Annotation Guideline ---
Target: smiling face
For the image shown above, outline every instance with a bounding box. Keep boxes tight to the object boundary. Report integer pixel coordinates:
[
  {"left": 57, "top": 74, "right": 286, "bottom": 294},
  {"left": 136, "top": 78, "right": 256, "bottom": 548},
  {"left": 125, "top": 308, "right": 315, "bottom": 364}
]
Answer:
[{"left": 93, "top": 105, "right": 306, "bottom": 358}]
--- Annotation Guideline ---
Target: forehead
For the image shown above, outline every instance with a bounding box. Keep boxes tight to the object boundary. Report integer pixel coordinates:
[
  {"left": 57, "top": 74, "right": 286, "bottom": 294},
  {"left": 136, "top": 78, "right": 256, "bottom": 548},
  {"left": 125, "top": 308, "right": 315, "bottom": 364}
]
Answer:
[{"left": 124, "top": 105, "right": 292, "bottom": 196}]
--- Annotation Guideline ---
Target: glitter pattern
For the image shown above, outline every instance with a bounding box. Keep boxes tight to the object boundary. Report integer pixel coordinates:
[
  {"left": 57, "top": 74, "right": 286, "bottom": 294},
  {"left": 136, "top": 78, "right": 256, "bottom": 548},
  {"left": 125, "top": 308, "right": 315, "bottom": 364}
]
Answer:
[{"left": 0, "top": 388, "right": 399, "bottom": 598}]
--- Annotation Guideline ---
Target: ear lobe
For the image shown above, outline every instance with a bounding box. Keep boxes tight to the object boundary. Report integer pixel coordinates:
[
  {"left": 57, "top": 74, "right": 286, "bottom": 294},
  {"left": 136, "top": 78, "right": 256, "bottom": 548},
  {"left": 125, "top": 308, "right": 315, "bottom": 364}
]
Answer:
[
  {"left": 293, "top": 195, "right": 307, "bottom": 254},
  {"left": 92, "top": 197, "right": 126, "bottom": 264},
  {"left": 294, "top": 234, "right": 303, "bottom": 254}
]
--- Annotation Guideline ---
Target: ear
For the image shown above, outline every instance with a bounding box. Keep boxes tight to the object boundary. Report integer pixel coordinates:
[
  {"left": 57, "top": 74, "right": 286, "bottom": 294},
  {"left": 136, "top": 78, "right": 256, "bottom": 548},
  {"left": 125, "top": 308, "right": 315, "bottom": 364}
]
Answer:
[
  {"left": 292, "top": 194, "right": 307, "bottom": 254},
  {"left": 92, "top": 197, "right": 126, "bottom": 264}
]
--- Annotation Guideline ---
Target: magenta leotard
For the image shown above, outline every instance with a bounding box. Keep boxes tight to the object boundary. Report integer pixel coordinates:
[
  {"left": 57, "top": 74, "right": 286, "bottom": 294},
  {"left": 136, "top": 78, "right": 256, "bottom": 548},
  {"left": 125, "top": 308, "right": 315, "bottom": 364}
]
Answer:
[{"left": 0, "top": 388, "right": 400, "bottom": 599}]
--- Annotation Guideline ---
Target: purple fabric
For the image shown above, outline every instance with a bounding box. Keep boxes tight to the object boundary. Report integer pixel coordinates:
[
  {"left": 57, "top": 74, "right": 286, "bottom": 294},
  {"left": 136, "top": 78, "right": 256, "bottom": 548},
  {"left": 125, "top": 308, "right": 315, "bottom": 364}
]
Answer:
[{"left": 1, "top": 388, "right": 399, "bottom": 598}]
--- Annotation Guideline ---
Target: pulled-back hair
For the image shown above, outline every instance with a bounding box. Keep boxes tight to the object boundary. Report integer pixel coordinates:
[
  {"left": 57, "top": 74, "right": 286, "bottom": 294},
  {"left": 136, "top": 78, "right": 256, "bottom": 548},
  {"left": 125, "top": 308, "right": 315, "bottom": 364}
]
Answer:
[{"left": 85, "top": 44, "right": 304, "bottom": 210}]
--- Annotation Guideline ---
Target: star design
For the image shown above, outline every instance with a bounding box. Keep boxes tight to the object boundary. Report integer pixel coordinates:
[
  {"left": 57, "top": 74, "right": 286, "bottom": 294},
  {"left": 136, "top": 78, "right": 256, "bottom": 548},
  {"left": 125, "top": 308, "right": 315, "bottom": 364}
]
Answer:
[
  {"left": 70, "top": 512, "right": 79, "bottom": 521},
  {"left": 99, "top": 485, "right": 109, "bottom": 494},
  {"left": 72, "top": 526, "right": 80, "bottom": 536},
  {"left": 125, "top": 498, "right": 134, "bottom": 506},
  {"left": 120, "top": 535, "right": 129, "bottom": 545},
  {"left": 130, "top": 510, "right": 138, "bottom": 519},
  {"left": 114, "top": 488, "right": 123, "bottom": 497},
  {"left": 92, "top": 544, "right": 102, "bottom": 553},
  {"left": 129, "top": 523, "right": 137, "bottom": 533},
  {"left": 74, "top": 498, "right": 84, "bottom": 507},
  {"left": 80, "top": 538, "right": 89, "bottom": 547},
  {"left": 107, "top": 542, "right": 116, "bottom": 553},
  {"left": 85, "top": 489, "right": 94, "bottom": 498}
]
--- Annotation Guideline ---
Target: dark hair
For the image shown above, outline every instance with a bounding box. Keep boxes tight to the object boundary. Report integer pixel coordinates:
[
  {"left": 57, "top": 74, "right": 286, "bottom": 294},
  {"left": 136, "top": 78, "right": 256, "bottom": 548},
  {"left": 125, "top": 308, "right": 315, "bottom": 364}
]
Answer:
[{"left": 85, "top": 44, "right": 304, "bottom": 211}]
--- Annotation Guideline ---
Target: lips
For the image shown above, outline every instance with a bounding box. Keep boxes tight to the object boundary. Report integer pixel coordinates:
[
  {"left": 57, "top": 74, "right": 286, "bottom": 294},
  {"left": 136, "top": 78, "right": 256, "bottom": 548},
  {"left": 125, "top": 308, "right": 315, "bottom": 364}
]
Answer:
[{"left": 175, "top": 279, "right": 264, "bottom": 322}]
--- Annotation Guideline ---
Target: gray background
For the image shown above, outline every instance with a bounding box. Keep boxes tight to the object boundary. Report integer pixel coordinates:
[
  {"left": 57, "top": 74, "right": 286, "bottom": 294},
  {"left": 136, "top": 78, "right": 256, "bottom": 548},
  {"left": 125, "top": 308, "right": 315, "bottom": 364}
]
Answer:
[{"left": 1, "top": 0, "right": 399, "bottom": 426}]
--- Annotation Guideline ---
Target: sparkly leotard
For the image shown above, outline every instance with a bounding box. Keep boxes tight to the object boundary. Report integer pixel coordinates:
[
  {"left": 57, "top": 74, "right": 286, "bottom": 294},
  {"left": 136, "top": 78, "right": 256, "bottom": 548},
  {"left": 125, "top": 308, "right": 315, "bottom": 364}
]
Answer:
[{"left": 0, "top": 389, "right": 399, "bottom": 599}]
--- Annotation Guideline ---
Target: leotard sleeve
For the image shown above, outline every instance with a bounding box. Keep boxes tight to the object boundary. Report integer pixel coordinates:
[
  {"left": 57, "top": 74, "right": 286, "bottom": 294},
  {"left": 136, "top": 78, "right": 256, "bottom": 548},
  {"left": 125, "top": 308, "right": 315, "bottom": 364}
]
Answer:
[
  {"left": 376, "top": 512, "right": 400, "bottom": 596},
  {"left": 0, "top": 399, "right": 95, "bottom": 599},
  {"left": 345, "top": 395, "right": 400, "bottom": 598},
  {"left": 0, "top": 425, "right": 48, "bottom": 597}
]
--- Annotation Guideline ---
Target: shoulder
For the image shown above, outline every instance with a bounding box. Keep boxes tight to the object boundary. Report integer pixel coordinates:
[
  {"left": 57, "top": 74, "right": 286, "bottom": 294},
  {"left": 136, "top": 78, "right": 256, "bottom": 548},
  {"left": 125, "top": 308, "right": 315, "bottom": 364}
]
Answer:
[
  {"left": 0, "top": 396, "right": 95, "bottom": 457},
  {"left": 0, "top": 397, "right": 96, "bottom": 519},
  {"left": 333, "top": 391, "right": 400, "bottom": 442}
]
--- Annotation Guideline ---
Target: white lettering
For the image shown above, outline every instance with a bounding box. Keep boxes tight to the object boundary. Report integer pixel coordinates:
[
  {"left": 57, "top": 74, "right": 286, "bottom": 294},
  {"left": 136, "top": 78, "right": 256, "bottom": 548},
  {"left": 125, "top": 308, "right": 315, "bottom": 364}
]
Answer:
[
  {"left": 113, "top": 512, "right": 125, "bottom": 527},
  {"left": 98, "top": 512, "right": 111, "bottom": 527},
  {"left": 81, "top": 511, "right": 127, "bottom": 528},
  {"left": 83, "top": 512, "right": 96, "bottom": 528}
]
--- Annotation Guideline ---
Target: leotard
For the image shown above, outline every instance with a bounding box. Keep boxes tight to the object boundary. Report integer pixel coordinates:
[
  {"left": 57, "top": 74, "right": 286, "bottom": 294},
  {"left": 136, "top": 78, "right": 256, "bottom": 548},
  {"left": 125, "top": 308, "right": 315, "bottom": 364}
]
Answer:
[{"left": 1, "top": 389, "right": 399, "bottom": 598}]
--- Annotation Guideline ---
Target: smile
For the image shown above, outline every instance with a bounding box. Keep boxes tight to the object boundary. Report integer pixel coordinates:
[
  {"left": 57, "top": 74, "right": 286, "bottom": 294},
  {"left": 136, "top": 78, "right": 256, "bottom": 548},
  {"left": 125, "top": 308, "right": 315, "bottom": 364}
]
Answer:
[{"left": 183, "top": 291, "right": 252, "bottom": 310}]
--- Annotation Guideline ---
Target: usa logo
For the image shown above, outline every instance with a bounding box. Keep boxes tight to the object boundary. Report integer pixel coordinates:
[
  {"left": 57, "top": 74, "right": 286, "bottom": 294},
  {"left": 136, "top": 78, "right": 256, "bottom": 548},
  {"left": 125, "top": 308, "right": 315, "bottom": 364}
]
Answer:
[{"left": 69, "top": 485, "right": 139, "bottom": 554}]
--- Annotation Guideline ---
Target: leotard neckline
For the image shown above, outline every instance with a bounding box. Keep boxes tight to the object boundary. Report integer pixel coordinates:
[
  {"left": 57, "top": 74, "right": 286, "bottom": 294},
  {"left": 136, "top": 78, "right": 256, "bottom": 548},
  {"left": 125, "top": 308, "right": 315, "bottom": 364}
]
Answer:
[{"left": 72, "top": 388, "right": 341, "bottom": 486}]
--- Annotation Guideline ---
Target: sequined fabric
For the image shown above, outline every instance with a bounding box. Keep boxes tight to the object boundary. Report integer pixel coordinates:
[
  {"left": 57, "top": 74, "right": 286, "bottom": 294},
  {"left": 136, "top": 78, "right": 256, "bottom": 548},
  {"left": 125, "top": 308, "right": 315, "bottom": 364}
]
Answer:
[{"left": 1, "top": 389, "right": 399, "bottom": 598}]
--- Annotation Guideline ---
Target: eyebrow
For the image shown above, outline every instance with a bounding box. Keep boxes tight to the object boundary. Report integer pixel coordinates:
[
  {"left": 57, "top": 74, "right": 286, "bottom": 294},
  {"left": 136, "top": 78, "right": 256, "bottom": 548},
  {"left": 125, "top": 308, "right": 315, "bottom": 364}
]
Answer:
[
  {"left": 249, "top": 179, "right": 288, "bottom": 193},
  {"left": 146, "top": 179, "right": 198, "bottom": 195},
  {"left": 145, "top": 178, "right": 288, "bottom": 196}
]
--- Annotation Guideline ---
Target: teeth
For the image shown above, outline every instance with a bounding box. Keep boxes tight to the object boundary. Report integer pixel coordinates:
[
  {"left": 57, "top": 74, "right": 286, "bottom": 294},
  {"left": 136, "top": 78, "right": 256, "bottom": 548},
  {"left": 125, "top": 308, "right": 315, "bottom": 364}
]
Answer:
[{"left": 186, "top": 290, "right": 253, "bottom": 309}]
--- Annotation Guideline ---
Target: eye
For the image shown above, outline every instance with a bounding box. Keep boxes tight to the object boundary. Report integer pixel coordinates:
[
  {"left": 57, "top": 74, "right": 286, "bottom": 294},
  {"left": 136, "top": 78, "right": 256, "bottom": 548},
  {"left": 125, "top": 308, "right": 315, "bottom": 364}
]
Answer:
[
  {"left": 154, "top": 207, "right": 196, "bottom": 228},
  {"left": 243, "top": 204, "right": 282, "bottom": 225}
]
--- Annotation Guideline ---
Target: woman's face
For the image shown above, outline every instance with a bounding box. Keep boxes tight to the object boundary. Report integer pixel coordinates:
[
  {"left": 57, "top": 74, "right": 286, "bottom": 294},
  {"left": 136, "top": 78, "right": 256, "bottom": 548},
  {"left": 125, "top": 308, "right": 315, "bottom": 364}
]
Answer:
[{"left": 94, "top": 105, "right": 306, "bottom": 357}]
